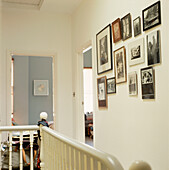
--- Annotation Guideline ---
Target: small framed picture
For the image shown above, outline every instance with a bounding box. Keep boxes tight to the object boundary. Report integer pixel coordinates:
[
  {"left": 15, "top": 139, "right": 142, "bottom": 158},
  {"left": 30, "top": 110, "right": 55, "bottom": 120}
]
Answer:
[
  {"left": 128, "top": 72, "right": 138, "bottom": 96},
  {"left": 133, "top": 17, "right": 141, "bottom": 37},
  {"left": 142, "top": 1, "right": 161, "bottom": 31},
  {"left": 112, "top": 18, "right": 122, "bottom": 43},
  {"left": 97, "top": 76, "right": 107, "bottom": 108},
  {"left": 141, "top": 67, "right": 155, "bottom": 99},
  {"left": 121, "top": 13, "right": 132, "bottom": 40},
  {"left": 147, "top": 30, "right": 161, "bottom": 66},
  {"left": 107, "top": 77, "right": 116, "bottom": 94},
  {"left": 114, "top": 46, "right": 127, "bottom": 84},
  {"left": 128, "top": 38, "right": 145, "bottom": 66},
  {"left": 96, "top": 25, "right": 113, "bottom": 75},
  {"left": 34, "top": 80, "right": 49, "bottom": 96}
]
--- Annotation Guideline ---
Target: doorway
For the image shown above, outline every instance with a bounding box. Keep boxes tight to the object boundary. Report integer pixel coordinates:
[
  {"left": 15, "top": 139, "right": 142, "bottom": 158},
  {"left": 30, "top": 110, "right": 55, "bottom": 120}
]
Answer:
[
  {"left": 11, "top": 55, "right": 54, "bottom": 126},
  {"left": 83, "top": 47, "right": 94, "bottom": 146}
]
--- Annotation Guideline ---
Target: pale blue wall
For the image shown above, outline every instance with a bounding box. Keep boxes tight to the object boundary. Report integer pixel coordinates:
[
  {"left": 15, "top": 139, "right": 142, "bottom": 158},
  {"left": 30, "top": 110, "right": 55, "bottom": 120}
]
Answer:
[
  {"left": 83, "top": 48, "right": 92, "bottom": 68},
  {"left": 29, "top": 56, "right": 53, "bottom": 125},
  {"left": 13, "top": 55, "right": 53, "bottom": 125},
  {"left": 13, "top": 56, "right": 29, "bottom": 125}
]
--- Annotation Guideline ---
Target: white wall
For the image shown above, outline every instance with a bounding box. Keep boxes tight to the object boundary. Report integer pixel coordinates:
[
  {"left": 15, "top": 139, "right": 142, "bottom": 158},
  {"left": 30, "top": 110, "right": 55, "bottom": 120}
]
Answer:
[
  {"left": 2, "top": 8, "right": 74, "bottom": 138},
  {"left": 72, "top": 0, "right": 169, "bottom": 169}
]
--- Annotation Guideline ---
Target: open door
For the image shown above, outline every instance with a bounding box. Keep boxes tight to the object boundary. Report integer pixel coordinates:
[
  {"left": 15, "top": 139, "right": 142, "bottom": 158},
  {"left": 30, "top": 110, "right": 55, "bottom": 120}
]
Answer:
[{"left": 83, "top": 47, "right": 93, "bottom": 146}]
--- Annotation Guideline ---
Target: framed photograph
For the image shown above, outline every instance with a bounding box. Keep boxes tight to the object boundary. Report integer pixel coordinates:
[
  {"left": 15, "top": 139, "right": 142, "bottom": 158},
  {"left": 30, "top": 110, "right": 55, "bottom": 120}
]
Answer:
[
  {"left": 97, "top": 76, "right": 107, "bottom": 108},
  {"left": 121, "top": 13, "right": 132, "bottom": 40},
  {"left": 114, "top": 46, "right": 127, "bottom": 84},
  {"left": 147, "top": 30, "right": 160, "bottom": 66},
  {"left": 96, "top": 25, "right": 112, "bottom": 75},
  {"left": 133, "top": 17, "right": 141, "bottom": 37},
  {"left": 128, "top": 72, "right": 138, "bottom": 96},
  {"left": 142, "top": 1, "right": 161, "bottom": 31},
  {"left": 34, "top": 80, "right": 49, "bottom": 96},
  {"left": 128, "top": 38, "right": 145, "bottom": 66},
  {"left": 112, "top": 18, "right": 122, "bottom": 43},
  {"left": 107, "top": 77, "right": 116, "bottom": 94},
  {"left": 141, "top": 67, "right": 155, "bottom": 99}
]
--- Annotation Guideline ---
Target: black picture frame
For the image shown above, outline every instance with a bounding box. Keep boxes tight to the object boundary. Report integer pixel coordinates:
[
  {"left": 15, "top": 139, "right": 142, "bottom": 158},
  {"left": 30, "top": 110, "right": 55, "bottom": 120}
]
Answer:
[
  {"left": 140, "top": 67, "right": 155, "bottom": 99},
  {"left": 133, "top": 17, "right": 141, "bottom": 37},
  {"left": 96, "top": 25, "right": 113, "bottom": 75},
  {"left": 121, "top": 13, "right": 132, "bottom": 41},
  {"left": 107, "top": 77, "right": 116, "bottom": 94},
  {"left": 128, "top": 72, "right": 138, "bottom": 96},
  {"left": 114, "top": 46, "right": 127, "bottom": 84},
  {"left": 97, "top": 76, "right": 107, "bottom": 108},
  {"left": 142, "top": 1, "right": 161, "bottom": 31},
  {"left": 147, "top": 30, "right": 161, "bottom": 66}
]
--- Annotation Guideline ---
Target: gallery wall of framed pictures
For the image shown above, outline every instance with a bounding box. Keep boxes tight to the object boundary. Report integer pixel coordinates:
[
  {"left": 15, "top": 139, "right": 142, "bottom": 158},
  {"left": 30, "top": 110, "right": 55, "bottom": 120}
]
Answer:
[{"left": 96, "top": 0, "right": 162, "bottom": 108}]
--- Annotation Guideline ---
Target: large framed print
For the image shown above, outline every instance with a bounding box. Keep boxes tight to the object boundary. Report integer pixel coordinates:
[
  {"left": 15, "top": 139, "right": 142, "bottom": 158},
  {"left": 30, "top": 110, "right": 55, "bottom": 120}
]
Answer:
[
  {"left": 97, "top": 76, "right": 107, "bottom": 108},
  {"left": 112, "top": 18, "right": 122, "bottom": 43},
  {"left": 142, "top": 1, "right": 161, "bottom": 31},
  {"left": 147, "top": 30, "right": 160, "bottom": 66},
  {"left": 114, "top": 46, "right": 127, "bottom": 84},
  {"left": 121, "top": 13, "right": 132, "bottom": 41},
  {"left": 34, "top": 80, "right": 49, "bottom": 96},
  {"left": 128, "top": 38, "right": 145, "bottom": 66},
  {"left": 96, "top": 25, "right": 112, "bottom": 75},
  {"left": 141, "top": 67, "right": 155, "bottom": 99},
  {"left": 107, "top": 77, "right": 116, "bottom": 94},
  {"left": 128, "top": 72, "right": 138, "bottom": 96},
  {"left": 133, "top": 17, "right": 141, "bottom": 37}
]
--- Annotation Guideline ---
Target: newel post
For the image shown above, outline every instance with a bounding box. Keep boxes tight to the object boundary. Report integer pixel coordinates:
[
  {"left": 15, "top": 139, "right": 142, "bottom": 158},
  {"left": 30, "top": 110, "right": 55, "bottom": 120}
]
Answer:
[{"left": 40, "top": 124, "right": 45, "bottom": 170}]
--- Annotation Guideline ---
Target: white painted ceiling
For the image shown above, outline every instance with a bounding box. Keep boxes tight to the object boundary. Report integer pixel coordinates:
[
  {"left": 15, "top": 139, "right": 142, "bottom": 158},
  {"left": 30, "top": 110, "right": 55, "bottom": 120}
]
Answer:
[{"left": 2, "top": 0, "right": 84, "bottom": 13}]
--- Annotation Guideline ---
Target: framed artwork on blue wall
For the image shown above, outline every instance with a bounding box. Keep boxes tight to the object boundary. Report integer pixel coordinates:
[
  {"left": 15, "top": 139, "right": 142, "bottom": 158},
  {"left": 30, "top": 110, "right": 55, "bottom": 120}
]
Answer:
[{"left": 34, "top": 80, "right": 49, "bottom": 96}]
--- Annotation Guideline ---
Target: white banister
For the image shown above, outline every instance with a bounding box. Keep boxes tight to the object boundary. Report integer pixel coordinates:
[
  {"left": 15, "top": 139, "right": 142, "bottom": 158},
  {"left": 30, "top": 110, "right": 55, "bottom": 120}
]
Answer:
[
  {"left": 0, "top": 125, "right": 39, "bottom": 131},
  {"left": 0, "top": 125, "right": 125, "bottom": 170},
  {"left": 0, "top": 125, "right": 39, "bottom": 170},
  {"left": 41, "top": 126, "right": 124, "bottom": 170}
]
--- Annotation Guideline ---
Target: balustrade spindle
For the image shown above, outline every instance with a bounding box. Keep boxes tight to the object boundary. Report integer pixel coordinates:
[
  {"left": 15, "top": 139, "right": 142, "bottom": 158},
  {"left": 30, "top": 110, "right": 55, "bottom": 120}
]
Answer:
[
  {"left": 30, "top": 131, "right": 34, "bottom": 170},
  {"left": 0, "top": 132, "right": 1, "bottom": 170},
  {"left": 40, "top": 125, "right": 45, "bottom": 170},
  {"left": 19, "top": 131, "right": 23, "bottom": 170},
  {"left": 9, "top": 132, "right": 12, "bottom": 170}
]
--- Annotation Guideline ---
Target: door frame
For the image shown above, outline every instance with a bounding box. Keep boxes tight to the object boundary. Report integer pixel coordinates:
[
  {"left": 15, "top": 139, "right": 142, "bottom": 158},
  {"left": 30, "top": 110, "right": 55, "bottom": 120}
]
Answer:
[
  {"left": 6, "top": 49, "right": 56, "bottom": 128},
  {"left": 75, "top": 40, "right": 94, "bottom": 143}
]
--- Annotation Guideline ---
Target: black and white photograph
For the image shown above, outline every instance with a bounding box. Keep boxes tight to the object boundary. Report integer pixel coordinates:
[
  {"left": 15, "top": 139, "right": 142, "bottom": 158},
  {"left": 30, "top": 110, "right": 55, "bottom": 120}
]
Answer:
[
  {"left": 107, "top": 77, "right": 116, "bottom": 94},
  {"left": 133, "top": 17, "right": 141, "bottom": 37},
  {"left": 96, "top": 25, "right": 112, "bottom": 74},
  {"left": 100, "top": 35, "right": 108, "bottom": 65},
  {"left": 128, "top": 72, "right": 137, "bottom": 96},
  {"left": 121, "top": 13, "right": 132, "bottom": 41},
  {"left": 97, "top": 76, "right": 107, "bottom": 108},
  {"left": 142, "top": 1, "right": 161, "bottom": 31},
  {"left": 147, "top": 30, "right": 160, "bottom": 66},
  {"left": 114, "top": 46, "right": 127, "bottom": 84},
  {"left": 128, "top": 38, "right": 145, "bottom": 66},
  {"left": 141, "top": 67, "right": 155, "bottom": 99}
]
